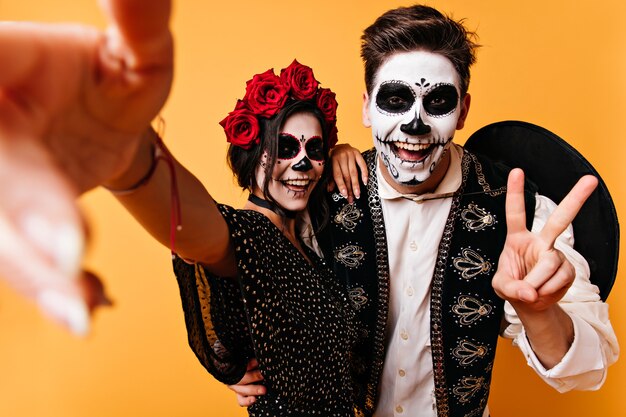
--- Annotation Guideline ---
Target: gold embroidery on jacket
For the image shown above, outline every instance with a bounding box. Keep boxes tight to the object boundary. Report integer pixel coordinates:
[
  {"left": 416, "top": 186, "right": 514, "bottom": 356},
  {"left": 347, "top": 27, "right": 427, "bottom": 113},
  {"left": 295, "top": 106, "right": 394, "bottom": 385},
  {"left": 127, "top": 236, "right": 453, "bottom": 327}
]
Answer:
[
  {"left": 334, "top": 244, "right": 366, "bottom": 269},
  {"left": 452, "top": 339, "right": 489, "bottom": 366},
  {"left": 348, "top": 287, "right": 368, "bottom": 310},
  {"left": 452, "top": 295, "right": 493, "bottom": 326},
  {"left": 452, "top": 376, "right": 486, "bottom": 403},
  {"left": 333, "top": 203, "right": 363, "bottom": 232},
  {"left": 453, "top": 248, "right": 492, "bottom": 279},
  {"left": 461, "top": 202, "right": 496, "bottom": 231}
]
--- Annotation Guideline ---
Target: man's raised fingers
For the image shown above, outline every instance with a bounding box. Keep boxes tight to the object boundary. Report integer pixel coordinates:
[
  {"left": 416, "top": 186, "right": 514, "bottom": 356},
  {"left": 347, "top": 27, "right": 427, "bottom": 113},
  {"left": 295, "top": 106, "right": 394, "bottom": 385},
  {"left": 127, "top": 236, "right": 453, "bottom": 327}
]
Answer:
[
  {"left": 504, "top": 168, "right": 528, "bottom": 234},
  {"left": 539, "top": 175, "right": 598, "bottom": 245}
]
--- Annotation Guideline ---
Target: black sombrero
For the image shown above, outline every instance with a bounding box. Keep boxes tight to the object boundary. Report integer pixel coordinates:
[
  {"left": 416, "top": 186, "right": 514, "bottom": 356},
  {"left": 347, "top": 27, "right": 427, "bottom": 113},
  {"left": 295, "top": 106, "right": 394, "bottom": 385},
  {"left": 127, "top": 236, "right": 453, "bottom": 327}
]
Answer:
[{"left": 465, "top": 121, "right": 619, "bottom": 300}]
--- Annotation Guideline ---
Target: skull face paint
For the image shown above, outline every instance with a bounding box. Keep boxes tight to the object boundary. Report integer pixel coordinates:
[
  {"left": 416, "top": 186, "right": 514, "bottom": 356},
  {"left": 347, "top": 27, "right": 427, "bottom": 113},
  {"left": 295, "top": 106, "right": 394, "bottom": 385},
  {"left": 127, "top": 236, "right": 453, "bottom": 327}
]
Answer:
[
  {"left": 254, "top": 112, "right": 325, "bottom": 213},
  {"left": 366, "top": 51, "right": 465, "bottom": 187}
]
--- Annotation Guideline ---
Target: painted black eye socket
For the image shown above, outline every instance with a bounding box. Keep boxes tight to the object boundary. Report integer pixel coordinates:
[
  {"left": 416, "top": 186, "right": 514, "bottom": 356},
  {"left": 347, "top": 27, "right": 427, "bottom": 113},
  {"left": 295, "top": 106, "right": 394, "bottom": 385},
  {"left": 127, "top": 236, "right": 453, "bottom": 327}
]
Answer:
[
  {"left": 277, "top": 134, "right": 300, "bottom": 159},
  {"left": 376, "top": 82, "right": 415, "bottom": 114},
  {"left": 278, "top": 134, "right": 325, "bottom": 161},
  {"left": 423, "top": 84, "right": 459, "bottom": 116},
  {"left": 305, "top": 137, "right": 325, "bottom": 161}
]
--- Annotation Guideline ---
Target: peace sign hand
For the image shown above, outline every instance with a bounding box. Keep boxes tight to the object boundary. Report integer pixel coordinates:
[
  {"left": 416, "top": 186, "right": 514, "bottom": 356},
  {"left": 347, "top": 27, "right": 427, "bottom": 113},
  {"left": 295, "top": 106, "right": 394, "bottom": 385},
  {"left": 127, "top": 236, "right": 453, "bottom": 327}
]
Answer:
[
  {"left": 492, "top": 168, "right": 598, "bottom": 312},
  {"left": 492, "top": 168, "right": 598, "bottom": 367}
]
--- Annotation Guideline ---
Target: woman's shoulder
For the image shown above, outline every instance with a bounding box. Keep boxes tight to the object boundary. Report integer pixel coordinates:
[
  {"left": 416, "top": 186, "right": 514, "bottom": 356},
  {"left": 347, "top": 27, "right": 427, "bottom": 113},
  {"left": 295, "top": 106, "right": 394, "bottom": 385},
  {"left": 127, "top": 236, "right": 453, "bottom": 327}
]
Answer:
[{"left": 215, "top": 203, "right": 278, "bottom": 243}]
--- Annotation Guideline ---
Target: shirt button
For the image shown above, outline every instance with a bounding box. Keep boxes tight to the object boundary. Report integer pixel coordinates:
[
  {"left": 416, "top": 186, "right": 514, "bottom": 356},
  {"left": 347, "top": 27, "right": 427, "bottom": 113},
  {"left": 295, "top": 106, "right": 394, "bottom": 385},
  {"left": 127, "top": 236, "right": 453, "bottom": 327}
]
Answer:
[
  {"left": 398, "top": 369, "right": 406, "bottom": 377},
  {"left": 406, "top": 287, "right": 414, "bottom": 296},
  {"left": 409, "top": 241, "right": 418, "bottom": 251},
  {"left": 395, "top": 405, "right": 404, "bottom": 414},
  {"left": 400, "top": 330, "right": 409, "bottom": 340}
]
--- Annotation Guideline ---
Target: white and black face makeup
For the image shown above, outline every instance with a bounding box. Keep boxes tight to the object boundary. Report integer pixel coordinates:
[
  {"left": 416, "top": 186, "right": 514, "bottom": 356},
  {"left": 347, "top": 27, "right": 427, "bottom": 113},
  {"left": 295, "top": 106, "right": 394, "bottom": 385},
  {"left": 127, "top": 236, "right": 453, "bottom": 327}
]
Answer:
[
  {"left": 255, "top": 112, "right": 325, "bottom": 213},
  {"left": 366, "top": 51, "right": 464, "bottom": 187}
]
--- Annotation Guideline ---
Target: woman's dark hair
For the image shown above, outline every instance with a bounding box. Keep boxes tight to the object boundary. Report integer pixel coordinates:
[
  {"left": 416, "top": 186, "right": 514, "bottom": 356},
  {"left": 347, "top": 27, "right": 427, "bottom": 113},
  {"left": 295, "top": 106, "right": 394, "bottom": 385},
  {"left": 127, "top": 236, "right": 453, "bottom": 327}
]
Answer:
[{"left": 227, "top": 100, "right": 331, "bottom": 230}]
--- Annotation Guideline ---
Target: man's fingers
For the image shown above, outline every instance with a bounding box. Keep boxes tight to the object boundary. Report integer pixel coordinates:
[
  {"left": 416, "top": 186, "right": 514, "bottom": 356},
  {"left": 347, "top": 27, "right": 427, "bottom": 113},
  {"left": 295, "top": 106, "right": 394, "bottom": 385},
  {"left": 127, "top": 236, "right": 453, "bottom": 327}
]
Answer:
[
  {"left": 228, "top": 381, "right": 266, "bottom": 397},
  {"left": 521, "top": 250, "right": 563, "bottom": 289},
  {"left": 245, "top": 358, "right": 259, "bottom": 371},
  {"left": 494, "top": 274, "right": 538, "bottom": 304},
  {"left": 504, "top": 168, "right": 528, "bottom": 234},
  {"left": 235, "top": 393, "right": 256, "bottom": 407},
  {"left": 535, "top": 260, "right": 574, "bottom": 298},
  {"left": 236, "top": 368, "right": 265, "bottom": 385},
  {"left": 540, "top": 175, "right": 598, "bottom": 245},
  {"left": 227, "top": 358, "right": 266, "bottom": 402}
]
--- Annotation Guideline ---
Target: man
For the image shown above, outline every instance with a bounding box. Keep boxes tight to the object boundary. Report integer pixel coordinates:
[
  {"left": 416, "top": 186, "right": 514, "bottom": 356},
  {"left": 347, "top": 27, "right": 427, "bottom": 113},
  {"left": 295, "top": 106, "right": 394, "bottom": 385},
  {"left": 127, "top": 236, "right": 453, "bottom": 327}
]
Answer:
[{"left": 231, "top": 5, "right": 618, "bottom": 417}]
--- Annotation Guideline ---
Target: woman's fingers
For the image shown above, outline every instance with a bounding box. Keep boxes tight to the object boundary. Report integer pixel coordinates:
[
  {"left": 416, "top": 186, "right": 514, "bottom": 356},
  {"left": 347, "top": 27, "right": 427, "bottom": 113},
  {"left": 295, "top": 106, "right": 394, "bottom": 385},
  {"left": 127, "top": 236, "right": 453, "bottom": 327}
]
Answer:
[{"left": 0, "top": 137, "right": 89, "bottom": 334}]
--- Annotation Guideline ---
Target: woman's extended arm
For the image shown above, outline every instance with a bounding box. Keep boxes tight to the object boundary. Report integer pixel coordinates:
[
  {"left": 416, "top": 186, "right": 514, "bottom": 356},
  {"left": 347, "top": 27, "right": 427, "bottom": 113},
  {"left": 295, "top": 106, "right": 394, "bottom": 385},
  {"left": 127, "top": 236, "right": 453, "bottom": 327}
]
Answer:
[
  {"left": 0, "top": 0, "right": 237, "bottom": 333},
  {"left": 104, "top": 127, "right": 236, "bottom": 277}
]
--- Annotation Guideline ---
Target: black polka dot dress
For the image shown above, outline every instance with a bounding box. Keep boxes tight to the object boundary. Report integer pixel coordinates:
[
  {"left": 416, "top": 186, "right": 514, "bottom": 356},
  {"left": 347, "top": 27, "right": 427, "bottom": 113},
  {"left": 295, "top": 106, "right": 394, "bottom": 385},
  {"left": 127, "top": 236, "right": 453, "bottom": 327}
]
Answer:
[{"left": 173, "top": 204, "right": 357, "bottom": 416}]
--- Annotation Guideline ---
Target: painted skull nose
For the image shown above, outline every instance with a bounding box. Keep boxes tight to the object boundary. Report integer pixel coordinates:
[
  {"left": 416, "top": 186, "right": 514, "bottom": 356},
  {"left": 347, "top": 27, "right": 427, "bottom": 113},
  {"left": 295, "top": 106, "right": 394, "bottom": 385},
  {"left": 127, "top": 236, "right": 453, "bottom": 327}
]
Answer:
[
  {"left": 400, "top": 113, "right": 431, "bottom": 135},
  {"left": 292, "top": 156, "right": 313, "bottom": 172}
]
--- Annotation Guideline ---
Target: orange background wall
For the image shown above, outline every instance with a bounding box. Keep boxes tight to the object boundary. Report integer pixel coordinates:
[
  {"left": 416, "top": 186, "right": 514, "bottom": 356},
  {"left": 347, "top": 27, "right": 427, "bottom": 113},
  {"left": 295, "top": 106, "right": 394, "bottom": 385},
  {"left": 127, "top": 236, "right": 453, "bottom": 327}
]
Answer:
[{"left": 1, "top": 0, "right": 624, "bottom": 416}]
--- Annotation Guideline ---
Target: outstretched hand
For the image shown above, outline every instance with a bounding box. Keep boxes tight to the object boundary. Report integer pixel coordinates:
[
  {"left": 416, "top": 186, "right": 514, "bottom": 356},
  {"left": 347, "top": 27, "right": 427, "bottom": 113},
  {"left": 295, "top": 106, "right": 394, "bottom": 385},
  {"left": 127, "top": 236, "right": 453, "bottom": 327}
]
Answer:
[
  {"left": 492, "top": 168, "right": 598, "bottom": 312},
  {"left": 0, "top": 0, "right": 173, "bottom": 334}
]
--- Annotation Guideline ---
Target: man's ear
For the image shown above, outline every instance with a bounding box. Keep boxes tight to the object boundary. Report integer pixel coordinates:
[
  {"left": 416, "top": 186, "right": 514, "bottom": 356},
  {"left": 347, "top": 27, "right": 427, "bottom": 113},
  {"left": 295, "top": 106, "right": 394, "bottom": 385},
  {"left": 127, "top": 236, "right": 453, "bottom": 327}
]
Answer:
[
  {"left": 456, "top": 93, "right": 471, "bottom": 130},
  {"left": 362, "top": 92, "right": 372, "bottom": 128}
]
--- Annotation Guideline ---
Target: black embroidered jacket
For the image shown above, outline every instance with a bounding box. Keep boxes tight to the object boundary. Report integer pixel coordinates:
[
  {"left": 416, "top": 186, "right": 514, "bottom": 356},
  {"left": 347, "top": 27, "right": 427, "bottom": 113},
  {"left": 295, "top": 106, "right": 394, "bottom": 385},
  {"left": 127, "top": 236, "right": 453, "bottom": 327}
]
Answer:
[{"left": 317, "top": 148, "right": 536, "bottom": 417}]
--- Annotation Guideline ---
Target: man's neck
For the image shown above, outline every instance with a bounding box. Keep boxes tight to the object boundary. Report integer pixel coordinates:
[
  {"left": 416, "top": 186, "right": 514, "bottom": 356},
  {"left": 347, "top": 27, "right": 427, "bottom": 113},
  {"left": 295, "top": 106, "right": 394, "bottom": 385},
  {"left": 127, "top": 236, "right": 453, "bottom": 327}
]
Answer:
[{"left": 379, "top": 149, "right": 451, "bottom": 195}]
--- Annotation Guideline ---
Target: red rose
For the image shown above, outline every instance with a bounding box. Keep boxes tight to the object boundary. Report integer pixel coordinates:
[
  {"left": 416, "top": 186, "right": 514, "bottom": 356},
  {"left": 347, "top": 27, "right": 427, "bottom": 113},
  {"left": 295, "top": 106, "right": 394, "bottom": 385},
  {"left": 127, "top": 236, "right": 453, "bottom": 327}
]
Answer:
[
  {"left": 280, "top": 59, "right": 319, "bottom": 101},
  {"left": 234, "top": 99, "right": 247, "bottom": 110},
  {"left": 316, "top": 88, "right": 338, "bottom": 122},
  {"left": 327, "top": 123, "right": 339, "bottom": 149},
  {"left": 243, "top": 69, "right": 289, "bottom": 117},
  {"left": 219, "top": 107, "right": 261, "bottom": 150}
]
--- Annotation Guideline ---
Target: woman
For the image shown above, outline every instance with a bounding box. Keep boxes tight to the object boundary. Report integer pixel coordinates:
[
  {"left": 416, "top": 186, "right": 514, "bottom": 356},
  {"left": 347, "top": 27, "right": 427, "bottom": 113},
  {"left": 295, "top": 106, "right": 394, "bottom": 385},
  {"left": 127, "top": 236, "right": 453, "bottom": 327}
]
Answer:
[{"left": 104, "top": 60, "right": 356, "bottom": 416}]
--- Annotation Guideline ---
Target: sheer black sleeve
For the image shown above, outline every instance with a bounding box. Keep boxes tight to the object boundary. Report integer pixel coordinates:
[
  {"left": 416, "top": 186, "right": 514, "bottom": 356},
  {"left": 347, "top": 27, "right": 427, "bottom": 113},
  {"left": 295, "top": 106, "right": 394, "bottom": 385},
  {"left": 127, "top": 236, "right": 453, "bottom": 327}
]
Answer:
[{"left": 173, "top": 256, "right": 252, "bottom": 385}]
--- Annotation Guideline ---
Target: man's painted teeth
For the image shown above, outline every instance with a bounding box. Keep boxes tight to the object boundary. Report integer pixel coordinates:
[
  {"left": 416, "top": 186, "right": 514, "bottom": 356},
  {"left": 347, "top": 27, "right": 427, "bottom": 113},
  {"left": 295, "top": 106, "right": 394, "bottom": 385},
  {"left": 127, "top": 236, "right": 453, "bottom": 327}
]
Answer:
[{"left": 393, "top": 142, "right": 431, "bottom": 151}]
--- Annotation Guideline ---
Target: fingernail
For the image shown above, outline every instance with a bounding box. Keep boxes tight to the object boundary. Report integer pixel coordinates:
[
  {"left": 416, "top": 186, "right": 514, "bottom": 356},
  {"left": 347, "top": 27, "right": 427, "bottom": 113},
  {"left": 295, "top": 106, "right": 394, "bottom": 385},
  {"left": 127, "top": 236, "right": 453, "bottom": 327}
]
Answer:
[
  {"left": 355, "top": 191, "right": 361, "bottom": 199},
  {"left": 37, "top": 290, "right": 90, "bottom": 336},
  {"left": 340, "top": 189, "right": 347, "bottom": 197},
  {"left": 517, "top": 289, "right": 533, "bottom": 303},
  {"left": 20, "top": 214, "right": 83, "bottom": 278}
]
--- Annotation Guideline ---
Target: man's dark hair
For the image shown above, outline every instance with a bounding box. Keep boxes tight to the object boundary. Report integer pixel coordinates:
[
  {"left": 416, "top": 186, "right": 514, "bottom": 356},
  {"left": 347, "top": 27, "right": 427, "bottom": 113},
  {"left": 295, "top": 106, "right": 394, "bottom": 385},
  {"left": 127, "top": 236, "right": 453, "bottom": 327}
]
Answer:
[{"left": 361, "top": 4, "right": 480, "bottom": 96}]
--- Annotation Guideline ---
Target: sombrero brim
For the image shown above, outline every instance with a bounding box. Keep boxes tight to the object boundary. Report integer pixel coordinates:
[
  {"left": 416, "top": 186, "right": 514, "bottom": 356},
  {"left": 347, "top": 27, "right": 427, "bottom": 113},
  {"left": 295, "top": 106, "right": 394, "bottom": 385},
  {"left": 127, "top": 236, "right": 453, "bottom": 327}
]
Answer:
[{"left": 465, "top": 121, "right": 619, "bottom": 300}]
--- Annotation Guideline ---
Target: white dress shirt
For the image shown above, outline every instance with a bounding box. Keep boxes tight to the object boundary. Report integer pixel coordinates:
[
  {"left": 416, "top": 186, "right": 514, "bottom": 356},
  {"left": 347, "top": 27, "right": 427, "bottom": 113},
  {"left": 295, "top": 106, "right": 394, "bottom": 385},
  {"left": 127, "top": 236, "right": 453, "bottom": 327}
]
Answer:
[{"left": 373, "top": 144, "right": 619, "bottom": 417}]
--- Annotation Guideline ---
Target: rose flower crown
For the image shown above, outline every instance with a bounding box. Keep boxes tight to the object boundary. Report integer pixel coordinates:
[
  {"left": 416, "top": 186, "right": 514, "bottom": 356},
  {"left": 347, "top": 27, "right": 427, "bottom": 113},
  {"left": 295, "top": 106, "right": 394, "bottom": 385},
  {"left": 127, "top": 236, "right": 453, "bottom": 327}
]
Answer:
[{"left": 220, "top": 60, "right": 338, "bottom": 150}]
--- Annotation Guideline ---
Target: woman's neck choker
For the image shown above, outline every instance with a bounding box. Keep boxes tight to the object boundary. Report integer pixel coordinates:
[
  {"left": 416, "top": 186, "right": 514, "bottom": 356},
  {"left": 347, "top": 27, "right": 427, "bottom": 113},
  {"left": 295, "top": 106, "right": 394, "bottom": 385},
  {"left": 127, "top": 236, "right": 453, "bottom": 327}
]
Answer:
[{"left": 248, "top": 193, "right": 297, "bottom": 219}]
